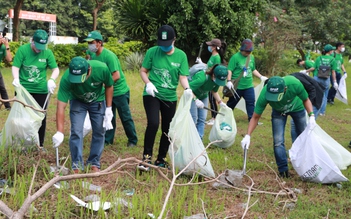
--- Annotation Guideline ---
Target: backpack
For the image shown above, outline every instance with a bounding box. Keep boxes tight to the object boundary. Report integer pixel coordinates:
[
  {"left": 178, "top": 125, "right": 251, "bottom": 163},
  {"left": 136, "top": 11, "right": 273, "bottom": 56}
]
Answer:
[
  {"left": 317, "top": 57, "right": 333, "bottom": 79},
  {"left": 188, "top": 63, "right": 207, "bottom": 81}
]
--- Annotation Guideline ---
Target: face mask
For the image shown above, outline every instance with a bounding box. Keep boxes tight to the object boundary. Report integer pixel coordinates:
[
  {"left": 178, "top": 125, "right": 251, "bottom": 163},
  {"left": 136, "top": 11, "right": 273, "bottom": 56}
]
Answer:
[
  {"left": 341, "top": 47, "right": 345, "bottom": 53},
  {"left": 208, "top": 46, "right": 212, "bottom": 53},
  {"left": 31, "top": 42, "right": 41, "bottom": 53},
  {"left": 159, "top": 45, "right": 173, "bottom": 53},
  {"left": 88, "top": 44, "right": 98, "bottom": 53}
]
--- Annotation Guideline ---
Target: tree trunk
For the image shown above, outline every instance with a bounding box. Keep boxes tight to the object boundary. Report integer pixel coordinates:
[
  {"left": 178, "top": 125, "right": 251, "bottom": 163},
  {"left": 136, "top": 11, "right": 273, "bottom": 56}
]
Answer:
[
  {"left": 13, "top": 0, "right": 24, "bottom": 42},
  {"left": 92, "top": 0, "right": 106, "bottom": 30}
]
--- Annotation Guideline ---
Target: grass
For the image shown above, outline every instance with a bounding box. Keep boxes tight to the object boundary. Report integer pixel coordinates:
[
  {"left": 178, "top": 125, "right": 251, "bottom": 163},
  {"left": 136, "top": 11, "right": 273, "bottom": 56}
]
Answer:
[{"left": 0, "top": 65, "right": 351, "bottom": 218}]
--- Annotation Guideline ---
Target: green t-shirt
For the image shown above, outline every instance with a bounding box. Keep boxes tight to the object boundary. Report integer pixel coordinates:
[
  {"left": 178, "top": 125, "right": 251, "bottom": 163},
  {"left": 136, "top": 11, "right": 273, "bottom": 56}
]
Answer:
[
  {"left": 334, "top": 53, "right": 343, "bottom": 73},
  {"left": 0, "top": 44, "right": 6, "bottom": 61},
  {"left": 12, "top": 43, "right": 58, "bottom": 94},
  {"left": 57, "top": 60, "right": 114, "bottom": 103},
  {"left": 207, "top": 54, "right": 221, "bottom": 68},
  {"left": 142, "top": 46, "right": 189, "bottom": 101},
  {"left": 305, "top": 60, "right": 315, "bottom": 69},
  {"left": 255, "top": 76, "right": 308, "bottom": 115},
  {"left": 227, "top": 52, "right": 256, "bottom": 90},
  {"left": 190, "top": 72, "right": 219, "bottom": 99},
  {"left": 313, "top": 54, "right": 336, "bottom": 77},
  {"left": 90, "top": 48, "right": 129, "bottom": 96}
]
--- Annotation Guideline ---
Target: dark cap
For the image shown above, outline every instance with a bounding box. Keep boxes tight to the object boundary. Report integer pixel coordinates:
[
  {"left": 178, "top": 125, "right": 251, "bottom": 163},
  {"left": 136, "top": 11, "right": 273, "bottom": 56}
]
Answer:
[
  {"left": 69, "top": 57, "right": 90, "bottom": 83},
  {"left": 157, "top": 25, "right": 175, "bottom": 46},
  {"left": 240, "top": 39, "right": 254, "bottom": 52},
  {"left": 206, "top": 39, "right": 221, "bottom": 47},
  {"left": 266, "top": 76, "right": 285, "bottom": 102}
]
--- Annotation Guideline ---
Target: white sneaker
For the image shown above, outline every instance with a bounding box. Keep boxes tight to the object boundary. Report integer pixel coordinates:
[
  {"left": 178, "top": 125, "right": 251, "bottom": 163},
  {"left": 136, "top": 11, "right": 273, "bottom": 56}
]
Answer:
[{"left": 206, "top": 118, "right": 215, "bottom": 126}]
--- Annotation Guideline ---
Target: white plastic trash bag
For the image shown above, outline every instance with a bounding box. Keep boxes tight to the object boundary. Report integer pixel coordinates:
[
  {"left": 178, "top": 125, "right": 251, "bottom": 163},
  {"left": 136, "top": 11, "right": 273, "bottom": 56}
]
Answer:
[
  {"left": 289, "top": 124, "right": 348, "bottom": 184},
  {"left": 0, "top": 85, "right": 45, "bottom": 147},
  {"left": 236, "top": 80, "right": 265, "bottom": 114},
  {"left": 209, "top": 106, "right": 237, "bottom": 148},
  {"left": 168, "top": 91, "right": 215, "bottom": 178},
  {"left": 83, "top": 113, "right": 92, "bottom": 138},
  {"left": 335, "top": 74, "right": 347, "bottom": 104}
]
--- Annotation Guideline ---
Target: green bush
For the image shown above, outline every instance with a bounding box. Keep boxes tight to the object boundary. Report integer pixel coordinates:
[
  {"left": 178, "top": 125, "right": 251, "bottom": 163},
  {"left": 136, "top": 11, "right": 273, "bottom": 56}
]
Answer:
[{"left": 125, "top": 52, "right": 145, "bottom": 71}]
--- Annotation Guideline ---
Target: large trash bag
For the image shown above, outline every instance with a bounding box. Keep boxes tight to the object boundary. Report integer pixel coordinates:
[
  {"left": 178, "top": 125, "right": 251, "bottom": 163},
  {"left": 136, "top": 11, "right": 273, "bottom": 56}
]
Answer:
[
  {"left": 289, "top": 124, "right": 348, "bottom": 184},
  {"left": 335, "top": 74, "right": 347, "bottom": 104},
  {"left": 0, "top": 85, "right": 45, "bottom": 147},
  {"left": 168, "top": 91, "right": 215, "bottom": 178},
  {"left": 209, "top": 105, "right": 237, "bottom": 148},
  {"left": 235, "top": 80, "right": 265, "bottom": 114}
]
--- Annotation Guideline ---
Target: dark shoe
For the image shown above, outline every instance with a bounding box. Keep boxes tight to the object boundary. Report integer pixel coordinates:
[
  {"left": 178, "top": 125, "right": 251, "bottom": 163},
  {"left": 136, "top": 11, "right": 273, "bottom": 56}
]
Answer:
[
  {"left": 127, "top": 142, "right": 136, "bottom": 147},
  {"left": 155, "top": 158, "right": 170, "bottom": 169},
  {"left": 348, "top": 141, "right": 351, "bottom": 148},
  {"left": 279, "top": 171, "right": 290, "bottom": 178},
  {"left": 327, "top": 99, "right": 334, "bottom": 105},
  {"left": 137, "top": 154, "right": 152, "bottom": 171},
  {"left": 5, "top": 106, "right": 11, "bottom": 111}
]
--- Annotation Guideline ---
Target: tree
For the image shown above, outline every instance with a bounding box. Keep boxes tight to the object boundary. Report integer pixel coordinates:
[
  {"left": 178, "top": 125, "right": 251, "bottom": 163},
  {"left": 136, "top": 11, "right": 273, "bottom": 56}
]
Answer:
[
  {"left": 92, "top": 0, "right": 106, "bottom": 30},
  {"left": 13, "top": 0, "right": 24, "bottom": 42}
]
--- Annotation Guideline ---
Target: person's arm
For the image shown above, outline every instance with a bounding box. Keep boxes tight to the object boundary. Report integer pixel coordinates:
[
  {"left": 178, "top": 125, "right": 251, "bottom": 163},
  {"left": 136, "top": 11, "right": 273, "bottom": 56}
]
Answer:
[
  {"left": 50, "top": 67, "right": 60, "bottom": 81},
  {"left": 179, "top": 75, "right": 190, "bottom": 89},
  {"left": 56, "top": 100, "right": 67, "bottom": 133},
  {"left": 246, "top": 112, "right": 261, "bottom": 136},
  {"left": 2, "top": 38, "right": 12, "bottom": 62},
  {"left": 140, "top": 67, "right": 150, "bottom": 84},
  {"left": 227, "top": 70, "right": 232, "bottom": 81},
  {"left": 303, "top": 98, "right": 313, "bottom": 115},
  {"left": 341, "top": 64, "right": 346, "bottom": 74},
  {"left": 112, "top": 70, "right": 120, "bottom": 82},
  {"left": 105, "top": 85, "right": 113, "bottom": 107},
  {"left": 212, "top": 91, "right": 222, "bottom": 103},
  {"left": 253, "top": 69, "right": 265, "bottom": 79}
]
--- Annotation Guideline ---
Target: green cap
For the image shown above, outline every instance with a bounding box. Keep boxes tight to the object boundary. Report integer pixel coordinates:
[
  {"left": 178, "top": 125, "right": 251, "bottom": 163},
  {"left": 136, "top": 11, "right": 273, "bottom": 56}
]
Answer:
[
  {"left": 324, "top": 44, "right": 336, "bottom": 52},
  {"left": 213, "top": 65, "right": 228, "bottom": 86},
  {"left": 69, "top": 57, "right": 90, "bottom": 83},
  {"left": 83, "top": 31, "right": 103, "bottom": 42},
  {"left": 266, "top": 76, "right": 285, "bottom": 102},
  {"left": 33, "top": 29, "right": 48, "bottom": 50}
]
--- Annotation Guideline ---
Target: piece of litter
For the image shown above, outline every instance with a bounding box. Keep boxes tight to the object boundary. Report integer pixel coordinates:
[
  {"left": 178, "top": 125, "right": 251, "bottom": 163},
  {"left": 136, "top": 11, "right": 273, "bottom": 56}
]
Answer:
[
  {"left": 0, "top": 186, "right": 15, "bottom": 195},
  {"left": 84, "top": 194, "right": 100, "bottom": 202},
  {"left": 292, "top": 188, "right": 302, "bottom": 194},
  {"left": 113, "top": 197, "right": 133, "bottom": 208},
  {"left": 82, "top": 181, "right": 101, "bottom": 192},
  {"left": 123, "top": 188, "right": 135, "bottom": 196},
  {"left": 183, "top": 213, "right": 206, "bottom": 219},
  {"left": 0, "top": 179, "right": 7, "bottom": 187},
  {"left": 53, "top": 181, "right": 70, "bottom": 190},
  {"left": 70, "top": 194, "right": 111, "bottom": 211},
  {"left": 147, "top": 213, "right": 155, "bottom": 218}
]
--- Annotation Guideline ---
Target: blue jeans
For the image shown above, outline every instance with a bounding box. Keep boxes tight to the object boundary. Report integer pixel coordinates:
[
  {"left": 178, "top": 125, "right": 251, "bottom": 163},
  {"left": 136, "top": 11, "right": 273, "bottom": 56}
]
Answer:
[
  {"left": 190, "top": 97, "right": 209, "bottom": 139},
  {"left": 327, "top": 72, "right": 341, "bottom": 102},
  {"left": 271, "top": 109, "right": 307, "bottom": 173},
  {"left": 227, "top": 87, "right": 255, "bottom": 121},
  {"left": 69, "top": 99, "right": 106, "bottom": 170},
  {"left": 313, "top": 76, "right": 330, "bottom": 117}
]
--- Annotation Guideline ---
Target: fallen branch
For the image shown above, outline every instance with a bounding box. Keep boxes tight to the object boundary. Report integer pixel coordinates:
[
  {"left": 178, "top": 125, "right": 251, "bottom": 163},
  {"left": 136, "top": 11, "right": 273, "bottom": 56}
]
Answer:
[{"left": 0, "top": 97, "right": 46, "bottom": 113}]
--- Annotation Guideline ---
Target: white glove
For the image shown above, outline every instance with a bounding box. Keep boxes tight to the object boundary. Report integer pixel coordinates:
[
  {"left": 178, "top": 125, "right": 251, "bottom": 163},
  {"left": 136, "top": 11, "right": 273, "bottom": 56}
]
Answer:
[
  {"left": 195, "top": 57, "right": 203, "bottom": 64},
  {"left": 333, "top": 82, "right": 339, "bottom": 90},
  {"left": 184, "top": 88, "right": 193, "bottom": 95},
  {"left": 12, "top": 78, "right": 20, "bottom": 87},
  {"left": 241, "top": 134, "right": 250, "bottom": 150},
  {"left": 103, "top": 107, "right": 114, "bottom": 130},
  {"left": 344, "top": 72, "right": 347, "bottom": 79},
  {"left": 195, "top": 99, "right": 204, "bottom": 108},
  {"left": 309, "top": 115, "right": 316, "bottom": 130},
  {"left": 219, "top": 101, "right": 227, "bottom": 108},
  {"left": 226, "top": 81, "right": 233, "bottom": 90},
  {"left": 299, "top": 70, "right": 307, "bottom": 74},
  {"left": 146, "top": 82, "right": 158, "bottom": 97},
  {"left": 47, "top": 79, "right": 56, "bottom": 94},
  {"left": 52, "top": 131, "right": 64, "bottom": 148},
  {"left": 260, "top": 76, "right": 268, "bottom": 81}
]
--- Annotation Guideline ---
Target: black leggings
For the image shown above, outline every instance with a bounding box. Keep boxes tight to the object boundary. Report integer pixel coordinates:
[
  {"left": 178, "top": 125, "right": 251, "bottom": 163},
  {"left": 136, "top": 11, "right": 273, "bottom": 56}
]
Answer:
[
  {"left": 0, "top": 72, "right": 11, "bottom": 108},
  {"left": 208, "top": 91, "right": 217, "bottom": 118},
  {"left": 30, "top": 93, "right": 49, "bottom": 147},
  {"left": 142, "top": 95, "right": 177, "bottom": 161}
]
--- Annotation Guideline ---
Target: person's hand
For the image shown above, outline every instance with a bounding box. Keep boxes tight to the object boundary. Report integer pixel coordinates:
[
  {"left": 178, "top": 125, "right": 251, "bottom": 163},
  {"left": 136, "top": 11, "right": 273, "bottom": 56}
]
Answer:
[
  {"left": 47, "top": 79, "right": 56, "bottom": 94},
  {"left": 309, "top": 115, "right": 316, "bottom": 130},
  {"left": 226, "top": 81, "right": 233, "bottom": 90},
  {"left": 146, "top": 82, "right": 158, "bottom": 97},
  {"left": 12, "top": 78, "right": 20, "bottom": 87},
  {"left": 299, "top": 70, "right": 307, "bottom": 74},
  {"left": 219, "top": 102, "right": 227, "bottom": 108},
  {"left": 260, "top": 76, "right": 268, "bottom": 81},
  {"left": 103, "top": 107, "right": 114, "bottom": 130},
  {"left": 333, "top": 81, "right": 339, "bottom": 90},
  {"left": 195, "top": 57, "right": 203, "bottom": 64},
  {"left": 52, "top": 131, "right": 64, "bottom": 148},
  {"left": 241, "top": 134, "right": 250, "bottom": 150},
  {"left": 195, "top": 99, "right": 204, "bottom": 108},
  {"left": 344, "top": 72, "right": 347, "bottom": 79}
]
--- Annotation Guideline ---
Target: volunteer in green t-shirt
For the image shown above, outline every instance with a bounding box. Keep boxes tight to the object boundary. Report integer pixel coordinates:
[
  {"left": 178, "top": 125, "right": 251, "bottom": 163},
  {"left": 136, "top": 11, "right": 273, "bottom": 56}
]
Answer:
[
  {"left": 241, "top": 76, "right": 316, "bottom": 178},
  {"left": 226, "top": 39, "right": 268, "bottom": 121},
  {"left": 138, "top": 25, "right": 190, "bottom": 171},
  {"left": 189, "top": 64, "right": 228, "bottom": 139},
  {"left": 327, "top": 42, "right": 347, "bottom": 105},
  {"left": 312, "top": 44, "right": 337, "bottom": 117},
  {"left": 84, "top": 31, "right": 138, "bottom": 147},
  {"left": 296, "top": 58, "right": 315, "bottom": 75},
  {"left": 12, "top": 29, "right": 59, "bottom": 149},
  {"left": 0, "top": 36, "right": 12, "bottom": 110},
  {"left": 52, "top": 57, "right": 114, "bottom": 173},
  {"left": 196, "top": 38, "right": 227, "bottom": 125}
]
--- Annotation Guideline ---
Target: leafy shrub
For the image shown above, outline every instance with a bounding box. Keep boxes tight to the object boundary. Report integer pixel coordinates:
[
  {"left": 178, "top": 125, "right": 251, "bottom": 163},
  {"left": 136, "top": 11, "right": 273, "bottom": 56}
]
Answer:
[{"left": 125, "top": 52, "right": 144, "bottom": 71}]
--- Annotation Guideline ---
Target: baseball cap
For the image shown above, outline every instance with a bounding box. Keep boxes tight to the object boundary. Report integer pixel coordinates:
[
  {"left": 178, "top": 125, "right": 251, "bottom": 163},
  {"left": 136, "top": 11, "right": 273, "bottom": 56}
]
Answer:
[
  {"left": 240, "top": 39, "right": 254, "bottom": 52},
  {"left": 266, "top": 76, "right": 285, "bottom": 102},
  {"left": 84, "top": 31, "right": 103, "bottom": 42},
  {"left": 69, "top": 57, "right": 90, "bottom": 83},
  {"left": 324, "top": 44, "right": 336, "bottom": 52},
  {"left": 33, "top": 29, "right": 48, "bottom": 50},
  {"left": 213, "top": 65, "right": 228, "bottom": 86},
  {"left": 157, "top": 25, "right": 175, "bottom": 46},
  {"left": 206, "top": 39, "right": 221, "bottom": 47}
]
